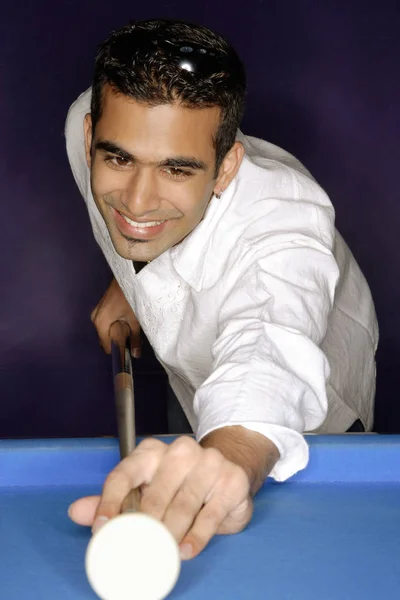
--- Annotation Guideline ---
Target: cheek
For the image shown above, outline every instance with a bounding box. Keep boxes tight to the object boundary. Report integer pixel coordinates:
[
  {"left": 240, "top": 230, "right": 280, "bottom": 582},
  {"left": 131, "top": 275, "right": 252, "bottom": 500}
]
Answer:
[
  {"left": 91, "top": 162, "right": 123, "bottom": 196},
  {"left": 177, "top": 191, "right": 213, "bottom": 226},
  {"left": 190, "top": 180, "right": 215, "bottom": 218}
]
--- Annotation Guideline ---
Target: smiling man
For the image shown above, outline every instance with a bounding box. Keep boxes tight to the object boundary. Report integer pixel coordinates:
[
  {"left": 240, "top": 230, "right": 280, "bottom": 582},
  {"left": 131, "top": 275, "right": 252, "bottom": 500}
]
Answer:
[
  {"left": 85, "top": 91, "right": 236, "bottom": 262},
  {"left": 65, "top": 18, "right": 378, "bottom": 560}
]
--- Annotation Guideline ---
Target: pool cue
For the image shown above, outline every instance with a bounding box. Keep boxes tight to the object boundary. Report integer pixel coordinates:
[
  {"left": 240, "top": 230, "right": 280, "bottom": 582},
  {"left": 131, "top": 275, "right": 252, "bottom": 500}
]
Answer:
[
  {"left": 109, "top": 320, "right": 141, "bottom": 513},
  {"left": 86, "top": 323, "right": 181, "bottom": 600}
]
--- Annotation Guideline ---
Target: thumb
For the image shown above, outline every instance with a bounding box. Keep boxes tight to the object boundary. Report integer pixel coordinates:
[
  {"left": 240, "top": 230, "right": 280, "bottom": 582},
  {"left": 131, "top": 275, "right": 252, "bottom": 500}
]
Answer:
[
  {"left": 130, "top": 326, "right": 142, "bottom": 358},
  {"left": 68, "top": 495, "right": 100, "bottom": 527}
]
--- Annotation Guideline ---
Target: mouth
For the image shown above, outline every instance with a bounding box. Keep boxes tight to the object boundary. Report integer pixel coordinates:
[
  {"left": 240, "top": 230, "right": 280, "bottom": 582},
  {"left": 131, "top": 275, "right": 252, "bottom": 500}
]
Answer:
[
  {"left": 113, "top": 208, "right": 169, "bottom": 240},
  {"left": 120, "top": 213, "right": 165, "bottom": 228}
]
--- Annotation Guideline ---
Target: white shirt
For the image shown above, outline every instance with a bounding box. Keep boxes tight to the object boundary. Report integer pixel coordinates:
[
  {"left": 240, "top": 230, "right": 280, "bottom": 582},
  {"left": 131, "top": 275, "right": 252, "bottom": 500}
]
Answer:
[{"left": 65, "top": 89, "right": 378, "bottom": 481}]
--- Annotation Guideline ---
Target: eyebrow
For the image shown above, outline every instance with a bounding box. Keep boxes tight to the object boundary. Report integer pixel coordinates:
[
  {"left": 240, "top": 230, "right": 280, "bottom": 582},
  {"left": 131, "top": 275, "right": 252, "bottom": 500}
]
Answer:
[{"left": 95, "top": 140, "right": 208, "bottom": 171}]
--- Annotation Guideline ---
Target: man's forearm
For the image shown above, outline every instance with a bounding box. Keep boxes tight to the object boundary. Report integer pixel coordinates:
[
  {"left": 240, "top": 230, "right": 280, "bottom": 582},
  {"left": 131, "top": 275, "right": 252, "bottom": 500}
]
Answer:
[{"left": 200, "top": 425, "right": 280, "bottom": 496}]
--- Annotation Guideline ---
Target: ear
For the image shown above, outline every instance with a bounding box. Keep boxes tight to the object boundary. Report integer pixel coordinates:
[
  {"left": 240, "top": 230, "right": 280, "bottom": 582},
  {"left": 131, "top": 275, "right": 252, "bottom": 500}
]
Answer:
[
  {"left": 83, "top": 113, "right": 93, "bottom": 169},
  {"left": 213, "top": 141, "right": 245, "bottom": 197}
]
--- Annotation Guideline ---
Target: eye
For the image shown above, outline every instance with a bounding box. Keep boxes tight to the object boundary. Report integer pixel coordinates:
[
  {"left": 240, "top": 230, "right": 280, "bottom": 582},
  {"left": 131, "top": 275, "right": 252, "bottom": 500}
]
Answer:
[
  {"left": 163, "top": 167, "right": 191, "bottom": 179},
  {"left": 105, "top": 155, "right": 131, "bottom": 169}
]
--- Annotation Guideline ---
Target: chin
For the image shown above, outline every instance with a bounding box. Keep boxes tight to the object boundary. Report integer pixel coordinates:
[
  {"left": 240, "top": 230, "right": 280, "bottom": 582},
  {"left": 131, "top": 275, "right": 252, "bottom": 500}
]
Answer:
[
  {"left": 112, "top": 238, "right": 155, "bottom": 262},
  {"left": 107, "top": 236, "right": 135, "bottom": 260}
]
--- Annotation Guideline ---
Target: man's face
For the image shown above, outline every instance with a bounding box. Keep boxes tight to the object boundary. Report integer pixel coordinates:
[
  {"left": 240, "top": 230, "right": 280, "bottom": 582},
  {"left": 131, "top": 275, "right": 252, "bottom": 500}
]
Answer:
[{"left": 84, "top": 86, "right": 242, "bottom": 263}]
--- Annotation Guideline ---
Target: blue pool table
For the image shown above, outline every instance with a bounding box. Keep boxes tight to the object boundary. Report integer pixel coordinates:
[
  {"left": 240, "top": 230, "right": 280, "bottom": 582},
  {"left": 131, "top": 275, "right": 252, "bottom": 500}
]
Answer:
[{"left": 1, "top": 435, "right": 400, "bottom": 599}]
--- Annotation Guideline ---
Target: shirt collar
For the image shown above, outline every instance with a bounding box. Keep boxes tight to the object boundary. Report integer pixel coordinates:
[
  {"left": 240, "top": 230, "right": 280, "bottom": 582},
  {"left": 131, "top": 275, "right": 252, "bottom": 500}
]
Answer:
[{"left": 169, "top": 173, "right": 238, "bottom": 292}]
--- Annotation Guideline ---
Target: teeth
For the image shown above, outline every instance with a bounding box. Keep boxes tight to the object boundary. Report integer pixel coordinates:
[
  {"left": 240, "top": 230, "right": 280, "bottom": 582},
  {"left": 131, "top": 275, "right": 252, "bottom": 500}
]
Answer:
[{"left": 120, "top": 213, "right": 165, "bottom": 228}]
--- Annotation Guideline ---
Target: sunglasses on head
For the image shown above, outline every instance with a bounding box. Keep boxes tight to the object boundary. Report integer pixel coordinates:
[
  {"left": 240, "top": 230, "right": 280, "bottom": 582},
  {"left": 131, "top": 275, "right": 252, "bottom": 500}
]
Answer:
[
  {"left": 113, "top": 31, "right": 231, "bottom": 76},
  {"left": 152, "top": 39, "right": 229, "bottom": 75}
]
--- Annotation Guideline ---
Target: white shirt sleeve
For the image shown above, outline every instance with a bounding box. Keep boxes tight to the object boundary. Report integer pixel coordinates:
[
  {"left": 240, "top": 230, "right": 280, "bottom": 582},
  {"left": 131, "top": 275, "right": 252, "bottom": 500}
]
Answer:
[{"left": 194, "top": 189, "right": 340, "bottom": 482}]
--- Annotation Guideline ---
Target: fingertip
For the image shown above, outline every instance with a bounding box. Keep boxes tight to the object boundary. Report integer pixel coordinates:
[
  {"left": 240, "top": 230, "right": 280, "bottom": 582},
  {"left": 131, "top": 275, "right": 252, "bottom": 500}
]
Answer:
[
  {"left": 180, "top": 533, "right": 204, "bottom": 560},
  {"left": 97, "top": 337, "right": 110, "bottom": 354},
  {"left": 92, "top": 516, "right": 109, "bottom": 535},
  {"left": 67, "top": 502, "right": 75, "bottom": 520},
  {"left": 67, "top": 496, "right": 101, "bottom": 526},
  {"left": 179, "top": 543, "right": 193, "bottom": 561},
  {"left": 102, "top": 341, "right": 111, "bottom": 354},
  {"left": 68, "top": 499, "right": 86, "bottom": 524}
]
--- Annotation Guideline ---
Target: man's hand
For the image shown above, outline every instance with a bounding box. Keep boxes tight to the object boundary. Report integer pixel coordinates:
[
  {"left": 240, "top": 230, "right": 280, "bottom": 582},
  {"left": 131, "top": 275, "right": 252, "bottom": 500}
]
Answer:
[
  {"left": 91, "top": 277, "right": 141, "bottom": 357},
  {"left": 68, "top": 428, "right": 279, "bottom": 559}
]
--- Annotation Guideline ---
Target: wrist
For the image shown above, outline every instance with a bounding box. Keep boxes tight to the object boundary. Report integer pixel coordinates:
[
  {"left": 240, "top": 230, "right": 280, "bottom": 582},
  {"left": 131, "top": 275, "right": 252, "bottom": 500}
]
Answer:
[{"left": 200, "top": 425, "right": 280, "bottom": 496}]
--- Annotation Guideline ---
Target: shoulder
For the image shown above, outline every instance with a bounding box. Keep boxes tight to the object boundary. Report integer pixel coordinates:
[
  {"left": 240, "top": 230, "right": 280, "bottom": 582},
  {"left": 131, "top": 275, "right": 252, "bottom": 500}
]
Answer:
[
  {"left": 235, "top": 131, "right": 331, "bottom": 207},
  {"left": 237, "top": 130, "right": 315, "bottom": 179},
  {"left": 227, "top": 132, "right": 336, "bottom": 248}
]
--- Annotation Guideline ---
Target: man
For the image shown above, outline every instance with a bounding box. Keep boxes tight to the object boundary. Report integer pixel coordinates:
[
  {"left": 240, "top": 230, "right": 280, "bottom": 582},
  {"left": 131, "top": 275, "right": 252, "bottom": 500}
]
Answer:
[{"left": 65, "top": 18, "right": 378, "bottom": 560}]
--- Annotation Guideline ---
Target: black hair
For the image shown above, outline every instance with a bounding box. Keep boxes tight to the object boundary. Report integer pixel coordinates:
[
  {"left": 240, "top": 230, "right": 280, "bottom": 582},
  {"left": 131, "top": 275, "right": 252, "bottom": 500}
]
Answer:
[{"left": 91, "top": 19, "right": 247, "bottom": 175}]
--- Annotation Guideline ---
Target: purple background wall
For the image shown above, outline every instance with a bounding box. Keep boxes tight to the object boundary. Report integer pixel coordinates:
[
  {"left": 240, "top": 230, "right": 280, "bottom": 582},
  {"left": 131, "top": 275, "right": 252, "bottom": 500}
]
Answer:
[{"left": 2, "top": 1, "right": 399, "bottom": 438}]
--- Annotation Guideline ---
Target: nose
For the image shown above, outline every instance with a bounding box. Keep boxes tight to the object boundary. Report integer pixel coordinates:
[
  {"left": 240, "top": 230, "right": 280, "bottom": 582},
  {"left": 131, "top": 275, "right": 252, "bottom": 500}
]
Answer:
[{"left": 122, "top": 168, "right": 160, "bottom": 217}]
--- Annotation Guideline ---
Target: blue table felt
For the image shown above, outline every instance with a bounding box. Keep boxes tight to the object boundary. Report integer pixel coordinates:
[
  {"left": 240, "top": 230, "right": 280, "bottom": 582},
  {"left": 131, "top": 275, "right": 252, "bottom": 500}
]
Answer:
[{"left": 1, "top": 435, "right": 400, "bottom": 599}]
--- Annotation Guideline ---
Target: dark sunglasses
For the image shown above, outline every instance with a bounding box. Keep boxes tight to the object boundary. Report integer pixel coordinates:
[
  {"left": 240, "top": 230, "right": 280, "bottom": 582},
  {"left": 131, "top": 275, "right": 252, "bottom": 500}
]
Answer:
[
  {"left": 152, "top": 39, "right": 230, "bottom": 75},
  {"left": 112, "top": 32, "right": 231, "bottom": 76}
]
